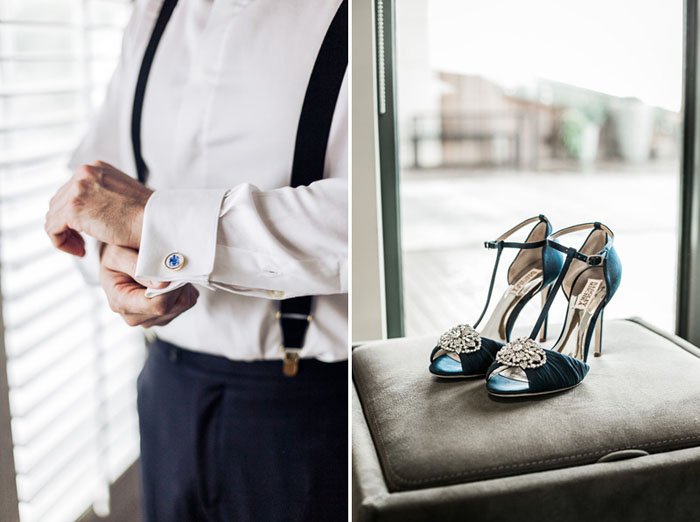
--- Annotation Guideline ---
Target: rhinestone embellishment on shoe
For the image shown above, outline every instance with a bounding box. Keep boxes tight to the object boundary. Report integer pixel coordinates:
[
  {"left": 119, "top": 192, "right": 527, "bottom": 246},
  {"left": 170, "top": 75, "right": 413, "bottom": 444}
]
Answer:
[
  {"left": 496, "top": 337, "right": 547, "bottom": 369},
  {"left": 438, "top": 324, "right": 481, "bottom": 354}
]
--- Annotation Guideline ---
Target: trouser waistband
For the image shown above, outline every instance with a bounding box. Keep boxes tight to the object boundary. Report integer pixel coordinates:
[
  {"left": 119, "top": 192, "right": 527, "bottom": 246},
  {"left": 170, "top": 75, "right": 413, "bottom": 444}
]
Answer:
[{"left": 148, "top": 337, "right": 348, "bottom": 383}]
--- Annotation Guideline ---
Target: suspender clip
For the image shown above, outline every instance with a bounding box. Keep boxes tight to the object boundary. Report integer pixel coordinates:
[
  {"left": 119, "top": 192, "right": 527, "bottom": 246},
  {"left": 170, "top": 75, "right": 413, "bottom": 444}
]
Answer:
[{"left": 282, "top": 348, "right": 301, "bottom": 377}]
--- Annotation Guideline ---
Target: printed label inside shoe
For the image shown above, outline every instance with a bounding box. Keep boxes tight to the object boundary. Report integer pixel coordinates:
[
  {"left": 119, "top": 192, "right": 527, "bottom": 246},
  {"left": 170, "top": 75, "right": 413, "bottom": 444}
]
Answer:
[
  {"left": 574, "top": 279, "right": 604, "bottom": 311},
  {"left": 511, "top": 269, "right": 542, "bottom": 296}
]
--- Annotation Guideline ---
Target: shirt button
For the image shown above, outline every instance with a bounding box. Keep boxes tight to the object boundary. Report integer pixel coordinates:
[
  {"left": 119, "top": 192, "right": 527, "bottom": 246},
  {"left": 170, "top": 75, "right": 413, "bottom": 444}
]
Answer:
[
  {"left": 164, "top": 252, "right": 185, "bottom": 270},
  {"left": 267, "top": 290, "right": 285, "bottom": 298}
]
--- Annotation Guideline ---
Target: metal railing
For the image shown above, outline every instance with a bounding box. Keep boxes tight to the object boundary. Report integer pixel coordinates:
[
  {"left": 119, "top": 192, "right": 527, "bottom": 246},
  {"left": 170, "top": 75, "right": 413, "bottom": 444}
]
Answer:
[{"left": 409, "top": 111, "right": 538, "bottom": 169}]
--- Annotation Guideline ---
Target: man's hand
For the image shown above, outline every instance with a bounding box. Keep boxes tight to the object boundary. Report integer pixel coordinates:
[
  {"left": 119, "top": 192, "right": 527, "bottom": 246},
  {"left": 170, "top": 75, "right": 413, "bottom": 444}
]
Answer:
[
  {"left": 45, "top": 161, "right": 153, "bottom": 257},
  {"left": 100, "top": 244, "right": 199, "bottom": 328}
]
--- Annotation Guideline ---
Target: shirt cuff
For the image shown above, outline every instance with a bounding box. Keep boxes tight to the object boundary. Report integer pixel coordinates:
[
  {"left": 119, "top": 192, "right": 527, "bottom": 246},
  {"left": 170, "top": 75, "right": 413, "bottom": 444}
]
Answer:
[
  {"left": 73, "top": 234, "right": 103, "bottom": 285},
  {"left": 135, "top": 189, "right": 228, "bottom": 286}
]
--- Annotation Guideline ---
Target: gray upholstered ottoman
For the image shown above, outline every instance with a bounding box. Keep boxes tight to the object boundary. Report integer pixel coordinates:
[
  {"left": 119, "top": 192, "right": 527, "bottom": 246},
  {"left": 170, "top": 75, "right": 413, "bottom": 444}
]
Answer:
[{"left": 353, "top": 318, "right": 700, "bottom": 522}]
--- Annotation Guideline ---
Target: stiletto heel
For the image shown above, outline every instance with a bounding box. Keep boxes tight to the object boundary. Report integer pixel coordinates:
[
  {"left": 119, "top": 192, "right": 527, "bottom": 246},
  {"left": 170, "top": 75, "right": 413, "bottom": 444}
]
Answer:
[
  {"left": 486, "top": 222, "right": 621, "bottom": 397},
  {"left": 429, "top": 215, "right": 564, "bottom": 379},
  {"left": 594, "top": 309, "right": 604, "bottom": 357},
  {"left": 539, "top": 285, "right": 549, "bottom": 343}
]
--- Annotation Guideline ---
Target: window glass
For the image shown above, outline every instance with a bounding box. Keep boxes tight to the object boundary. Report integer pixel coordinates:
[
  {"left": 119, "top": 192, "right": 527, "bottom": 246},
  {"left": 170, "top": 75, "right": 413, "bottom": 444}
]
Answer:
[{"left": 395, "top": 0, "right": 682, "bottom": 336}]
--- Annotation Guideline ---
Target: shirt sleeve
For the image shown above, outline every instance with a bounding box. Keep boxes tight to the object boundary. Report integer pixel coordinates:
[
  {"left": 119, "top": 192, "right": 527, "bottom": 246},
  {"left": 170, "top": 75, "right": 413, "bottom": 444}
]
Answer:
[{"left": 135, "top": 178, "right": 348, "bottom": 299}]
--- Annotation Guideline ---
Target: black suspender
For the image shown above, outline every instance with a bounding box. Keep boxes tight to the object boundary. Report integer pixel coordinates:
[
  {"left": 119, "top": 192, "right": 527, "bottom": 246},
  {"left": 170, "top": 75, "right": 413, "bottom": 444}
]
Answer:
[
  {"left": 279, "top": 1, "right": 347, "bottom": 376},
  {"left": 289, "top": 1, "right": 348, "bottom": 188},
  {"left": 131, "top": 0, "right": 178, "bottom": 183},
  {"left": 131, "top": 0, "right": 348, "bottom": 375}
]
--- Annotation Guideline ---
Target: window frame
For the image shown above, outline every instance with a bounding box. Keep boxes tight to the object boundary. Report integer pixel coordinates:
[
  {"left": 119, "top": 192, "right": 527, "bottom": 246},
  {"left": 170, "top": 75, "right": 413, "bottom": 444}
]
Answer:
[
  {"left": 677, "top": 0, "right": 700, "bottom": 344},
  {"left": 375, "top": 0, "right": 405, "bottom": 338},
  {"left": 377, "top": 0, "right": 700, "bottom": 342}
]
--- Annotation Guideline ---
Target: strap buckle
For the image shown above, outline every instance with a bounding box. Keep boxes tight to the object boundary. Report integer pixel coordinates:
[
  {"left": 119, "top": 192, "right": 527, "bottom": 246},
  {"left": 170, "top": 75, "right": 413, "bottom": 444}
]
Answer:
[
  {"left": 586, "top": 251, "right": 607, "bottom": 266},
  {"left": 275, "top": 311, "right": 313, "bottom": 322}
]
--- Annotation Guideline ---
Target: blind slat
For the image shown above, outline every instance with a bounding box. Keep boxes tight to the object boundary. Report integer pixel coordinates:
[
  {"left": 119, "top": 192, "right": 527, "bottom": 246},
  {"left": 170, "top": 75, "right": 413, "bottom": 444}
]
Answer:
[
  {"left": 0, "top": 83, "right": 106, "bottom": 97},
  {"left": 10, "top": 373, "right": 97, "bottom": 436},
  {"left": 9, "top": 339, "right": 93, "bottom": 404},
  {"left": 0, "top": 53, "right": 117, "bottom": 63},
  {"left": 13, "top": 409, "right": 97, "bottom": 472},
  {"left": 1, "top": 267, "right": 74, "bottom": 302},
  {"left": 16, "top": 424, "right": 98, "bottom": 502},
  {"left": 6, "top": 288, "right": 85, "bottom": 331},
  {"left": 0, "top": 149, "right": 75, "bottom": 169},
  {"left": 0, "top": 19, "right": 123, "bottom": 31},
  {"left": 0, "top": 117, "right": 81, "bottom": 133},
  {"left": 1, "top": 3, "right": 138, "bottom": 521},
  {"left": 6, "top": 303, "right": 94, "bottom": 359}
]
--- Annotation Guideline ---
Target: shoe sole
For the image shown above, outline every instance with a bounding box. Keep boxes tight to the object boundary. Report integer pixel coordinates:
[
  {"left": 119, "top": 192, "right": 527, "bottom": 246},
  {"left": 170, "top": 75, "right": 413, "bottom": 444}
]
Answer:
[
  {"left": 487, "top": 382, "right": 581, "bottom": 398},
  {"left": 430, "top": 372, "right": 486, "bottom": 379}
]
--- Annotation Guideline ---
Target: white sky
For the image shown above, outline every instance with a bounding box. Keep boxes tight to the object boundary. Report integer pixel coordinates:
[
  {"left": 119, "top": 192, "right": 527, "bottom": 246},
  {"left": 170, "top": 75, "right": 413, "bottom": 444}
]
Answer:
[{"left": 427, "top": 0, "right": 683, "bottom": 112}]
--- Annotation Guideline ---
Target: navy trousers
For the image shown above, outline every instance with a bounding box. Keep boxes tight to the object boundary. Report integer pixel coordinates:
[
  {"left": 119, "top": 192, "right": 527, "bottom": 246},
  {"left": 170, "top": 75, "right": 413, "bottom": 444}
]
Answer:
[{"left": 137, "top": 339, "right": 348, "bottom": 522}]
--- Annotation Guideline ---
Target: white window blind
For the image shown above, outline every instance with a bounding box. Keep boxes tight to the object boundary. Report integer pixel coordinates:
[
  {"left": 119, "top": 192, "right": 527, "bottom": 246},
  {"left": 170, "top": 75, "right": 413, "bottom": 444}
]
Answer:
[{"left": 0, "top": 1, "right": 144, "bottom": 521}]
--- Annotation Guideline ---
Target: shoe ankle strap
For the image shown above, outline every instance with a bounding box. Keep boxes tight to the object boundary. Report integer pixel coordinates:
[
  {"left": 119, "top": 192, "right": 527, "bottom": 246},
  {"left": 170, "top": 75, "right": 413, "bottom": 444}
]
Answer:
[
  {"left": 547, "top": 222, "right": 614, "bottom": 266},
  {"left": 527, "top": 222, "right": 614, "bottom": 340},
  {"left": 483, "top": 215, "right": 549, "bottom": 251}
]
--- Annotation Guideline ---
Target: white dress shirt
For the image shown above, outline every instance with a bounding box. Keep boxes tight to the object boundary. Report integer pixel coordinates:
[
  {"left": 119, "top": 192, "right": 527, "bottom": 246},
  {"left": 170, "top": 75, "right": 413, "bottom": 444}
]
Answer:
[{"left": 69, "top": 0, "right": 348, "bottom": 362}]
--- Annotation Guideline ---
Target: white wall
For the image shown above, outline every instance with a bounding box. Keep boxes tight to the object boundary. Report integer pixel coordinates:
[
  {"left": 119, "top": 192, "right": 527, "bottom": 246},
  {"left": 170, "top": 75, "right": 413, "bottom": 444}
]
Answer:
[{"left": 351, "top": 0, "right": 386, "bottom": 342}]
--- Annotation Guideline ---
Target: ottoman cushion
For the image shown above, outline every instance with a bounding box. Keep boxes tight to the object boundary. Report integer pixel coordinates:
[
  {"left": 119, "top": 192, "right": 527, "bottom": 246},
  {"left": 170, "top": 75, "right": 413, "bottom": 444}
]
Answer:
[{"left": 353, "top": 318, "right": 700, "bottom": 493}]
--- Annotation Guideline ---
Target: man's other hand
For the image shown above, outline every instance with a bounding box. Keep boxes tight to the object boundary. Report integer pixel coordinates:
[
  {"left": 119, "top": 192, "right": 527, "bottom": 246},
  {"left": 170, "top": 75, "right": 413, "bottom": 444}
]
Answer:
[{"left": 100, "top": 244, "right": 198, "bottom": 328}]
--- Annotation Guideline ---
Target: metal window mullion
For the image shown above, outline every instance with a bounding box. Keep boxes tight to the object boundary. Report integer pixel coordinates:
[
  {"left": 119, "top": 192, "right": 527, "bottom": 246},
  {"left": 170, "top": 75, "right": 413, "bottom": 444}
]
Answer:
[
  {"left": 375, "top": 0, "right": 404, "bottom": 337},
  {"left": 0, "top": 283, "right": 21, "bottom": 522},
  {"left": 678, "top": 0, "right": 700, "bottom": 343}
]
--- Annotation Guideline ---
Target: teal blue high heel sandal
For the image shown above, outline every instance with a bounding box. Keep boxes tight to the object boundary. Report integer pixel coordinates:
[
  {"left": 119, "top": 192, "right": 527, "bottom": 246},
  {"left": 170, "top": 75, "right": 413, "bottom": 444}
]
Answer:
[
  {"left": 429, "top": 215, "right": 564, "bottom": 379},
  {"left": 486, "top": 222, "right": 622, "bottom": 397}
]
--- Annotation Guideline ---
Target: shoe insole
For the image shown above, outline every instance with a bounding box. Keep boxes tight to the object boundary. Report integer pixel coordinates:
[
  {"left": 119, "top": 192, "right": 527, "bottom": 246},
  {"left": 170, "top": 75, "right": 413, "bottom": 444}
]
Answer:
[
  {"left": 553, "top": 278, "right": 607, "bottom": 359},
  {"left": 442, "top": 269, "right": 543, "bottom": 363}
]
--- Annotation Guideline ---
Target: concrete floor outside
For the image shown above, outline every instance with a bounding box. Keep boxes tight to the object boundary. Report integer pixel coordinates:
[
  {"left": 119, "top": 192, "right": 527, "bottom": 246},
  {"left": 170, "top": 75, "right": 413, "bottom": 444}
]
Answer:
[{"left": 400, "top": 163, "right": 679, "bottom": 340}]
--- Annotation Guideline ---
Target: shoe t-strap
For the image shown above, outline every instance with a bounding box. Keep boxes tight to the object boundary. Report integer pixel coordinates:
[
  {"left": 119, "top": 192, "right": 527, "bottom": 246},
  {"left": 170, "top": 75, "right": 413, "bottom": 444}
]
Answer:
[
  {"left": 474, "top": 215, "right": 549, "bottom": 329},
  {"left": 528, "top": 246, "right": 577, "bottom": 339}
]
